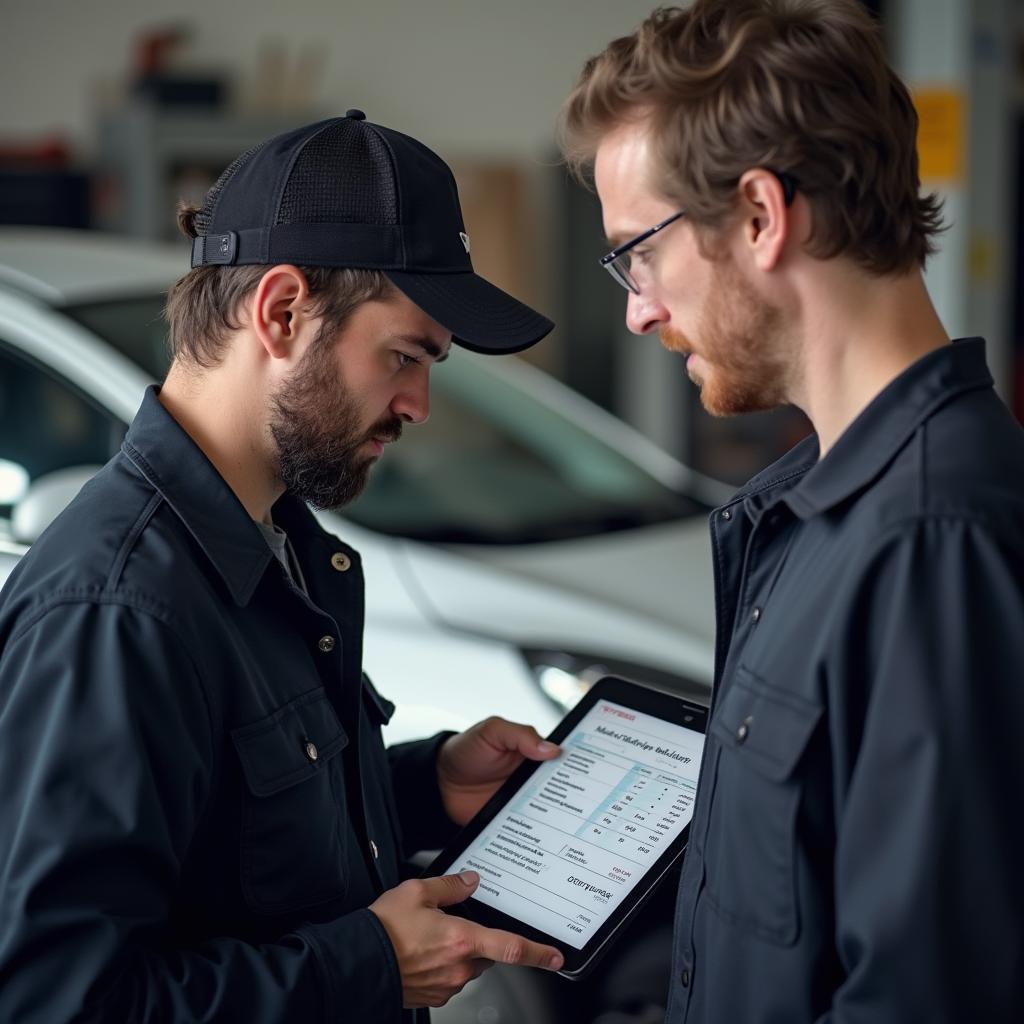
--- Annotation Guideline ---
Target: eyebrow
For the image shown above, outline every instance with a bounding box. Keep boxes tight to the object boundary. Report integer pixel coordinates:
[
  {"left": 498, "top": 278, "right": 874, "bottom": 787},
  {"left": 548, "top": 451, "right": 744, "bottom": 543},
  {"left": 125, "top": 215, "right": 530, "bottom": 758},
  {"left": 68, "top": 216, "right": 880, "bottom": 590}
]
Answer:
[{"left": 396, "top": 334, "right": 451, "bottom": 363}]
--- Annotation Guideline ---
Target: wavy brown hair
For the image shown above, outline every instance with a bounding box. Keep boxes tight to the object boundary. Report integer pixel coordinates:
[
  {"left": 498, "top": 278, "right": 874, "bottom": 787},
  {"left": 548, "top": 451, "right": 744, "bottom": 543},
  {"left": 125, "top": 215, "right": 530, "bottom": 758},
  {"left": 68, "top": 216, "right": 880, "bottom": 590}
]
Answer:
[
  {"left": 559, "top": 0, "right": 944, "bottom": 274},
  {"left": 164, "top": 202, "right": 392, "bottom": 368}
]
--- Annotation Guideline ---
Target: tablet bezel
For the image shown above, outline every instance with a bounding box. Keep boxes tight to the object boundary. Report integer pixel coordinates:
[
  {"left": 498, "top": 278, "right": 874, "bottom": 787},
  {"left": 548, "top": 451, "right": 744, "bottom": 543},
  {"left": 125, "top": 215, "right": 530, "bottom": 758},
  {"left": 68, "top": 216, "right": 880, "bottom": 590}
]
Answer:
[{"left": 422, "top": 676, "right": 709, "bottom": 979}]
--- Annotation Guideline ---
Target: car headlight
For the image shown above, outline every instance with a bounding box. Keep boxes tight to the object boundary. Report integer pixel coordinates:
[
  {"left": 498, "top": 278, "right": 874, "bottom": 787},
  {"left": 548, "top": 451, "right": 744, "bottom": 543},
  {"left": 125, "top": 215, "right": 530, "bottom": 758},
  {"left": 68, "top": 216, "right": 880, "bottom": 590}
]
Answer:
[
  {"left": 0, "top": 459, "right": 29, "bottom": 505},
  {"left": 520, "top": 648, "right": 710, "bottom": 714}
]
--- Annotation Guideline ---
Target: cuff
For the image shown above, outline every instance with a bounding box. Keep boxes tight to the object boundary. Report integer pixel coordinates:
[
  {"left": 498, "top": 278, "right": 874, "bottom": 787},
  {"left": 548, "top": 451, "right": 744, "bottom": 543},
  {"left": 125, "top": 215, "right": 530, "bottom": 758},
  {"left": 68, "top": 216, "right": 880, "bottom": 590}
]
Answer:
[{"left": 300, "top": 908, "right": 403, "bottom": 1023}]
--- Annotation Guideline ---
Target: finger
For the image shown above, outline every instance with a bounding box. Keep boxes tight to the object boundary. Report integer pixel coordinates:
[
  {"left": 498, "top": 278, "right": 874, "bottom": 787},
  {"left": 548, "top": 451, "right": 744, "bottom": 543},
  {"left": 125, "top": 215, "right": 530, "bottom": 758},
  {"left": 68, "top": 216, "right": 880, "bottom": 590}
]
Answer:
[
  {"left": 470, "top": 958, "right": 494, "bottom": 981},
  {"left": 470, "top": 924, "right": 564, "bottom": 971},
  {"left": 482, "top": 718, "right": 561, "bottom": 761},
  {"left": 420, "top": 870, "right": 480, "bottom": 908}
]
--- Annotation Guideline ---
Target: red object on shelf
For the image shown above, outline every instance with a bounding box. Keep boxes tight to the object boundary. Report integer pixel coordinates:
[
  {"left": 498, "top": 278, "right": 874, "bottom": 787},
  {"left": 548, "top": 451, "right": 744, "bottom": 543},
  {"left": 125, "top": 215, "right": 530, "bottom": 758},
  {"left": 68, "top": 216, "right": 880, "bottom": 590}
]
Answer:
[
  {"left": 0, "top": 138, "right": 70, "bottom": 167},
  {"left": 134, "top": 26, "right": 187, "bottom": 78}
]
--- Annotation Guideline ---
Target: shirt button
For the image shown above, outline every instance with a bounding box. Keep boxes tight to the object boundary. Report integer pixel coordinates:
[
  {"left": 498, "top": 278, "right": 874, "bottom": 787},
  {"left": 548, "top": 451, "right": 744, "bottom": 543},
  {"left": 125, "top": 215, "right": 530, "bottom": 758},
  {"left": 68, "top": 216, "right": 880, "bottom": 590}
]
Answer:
[
  {"left": 330, "top": 552, "right": 351, "bottom": 572},
  {"left": 736, "top": 716, "right": 753, "bottom": 744},
  {"left": 318, "top": 635, "right": 336, "bottom": 653},
  {"left": 681, "top": 968, "right": 690, "bottom": 988},
  {"left": 369, "top": 839, "right": 379, "bottom": 860},
  {"left": 303, "top": 738, "right": 319, "bottom": 762},
  {"left": 721, "top": 509, "right": 732, "bottom": 521},
  {"left": 751, "top": 606, "right": 762, "bottom": 624}
]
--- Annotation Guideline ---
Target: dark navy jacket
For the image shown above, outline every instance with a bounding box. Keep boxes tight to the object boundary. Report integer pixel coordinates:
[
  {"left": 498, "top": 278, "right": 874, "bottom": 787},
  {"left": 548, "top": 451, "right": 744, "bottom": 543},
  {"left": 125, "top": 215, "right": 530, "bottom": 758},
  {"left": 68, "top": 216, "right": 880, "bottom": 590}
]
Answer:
[
  {"left": 666, "top": 339, "right": 1024, "bottom": 1022},
  {"left": 0, "top": 387, "right": 456, "bottom": 1023}
]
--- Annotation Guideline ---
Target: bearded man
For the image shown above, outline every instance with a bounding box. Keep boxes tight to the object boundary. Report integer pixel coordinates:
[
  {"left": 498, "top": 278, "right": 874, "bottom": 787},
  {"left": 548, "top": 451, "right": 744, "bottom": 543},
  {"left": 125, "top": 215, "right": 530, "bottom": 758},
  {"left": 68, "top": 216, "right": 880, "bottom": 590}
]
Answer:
[
  {"left": 560, "top": 2, "right": 1024, "bottom": 1021},
  {"left": 0, "top": 112, "right": 566, "bottom": 1023}
]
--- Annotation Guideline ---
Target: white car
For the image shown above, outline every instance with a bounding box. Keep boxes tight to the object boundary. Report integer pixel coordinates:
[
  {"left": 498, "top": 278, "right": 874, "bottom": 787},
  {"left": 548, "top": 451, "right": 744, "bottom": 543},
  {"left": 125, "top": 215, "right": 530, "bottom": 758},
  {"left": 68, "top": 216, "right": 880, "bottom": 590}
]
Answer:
[{"left": 0, "top": 227, "right": 724, "bottom": 1023}]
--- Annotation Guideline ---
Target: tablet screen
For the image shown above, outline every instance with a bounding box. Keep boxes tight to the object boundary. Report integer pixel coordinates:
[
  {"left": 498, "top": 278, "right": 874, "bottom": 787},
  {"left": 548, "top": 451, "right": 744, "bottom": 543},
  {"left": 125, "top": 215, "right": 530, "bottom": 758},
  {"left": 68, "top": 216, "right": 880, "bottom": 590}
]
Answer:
[{"left": 447, "top": 697, "right": 705, "bottom": 950}]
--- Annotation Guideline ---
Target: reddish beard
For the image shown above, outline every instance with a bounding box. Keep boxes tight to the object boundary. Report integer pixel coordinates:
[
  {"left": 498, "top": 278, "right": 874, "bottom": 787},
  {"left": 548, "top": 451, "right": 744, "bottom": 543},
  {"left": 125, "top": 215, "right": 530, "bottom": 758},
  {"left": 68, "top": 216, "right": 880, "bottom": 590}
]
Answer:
[{"left": 661, "top": 258, "right": 790, "bottom": 417}]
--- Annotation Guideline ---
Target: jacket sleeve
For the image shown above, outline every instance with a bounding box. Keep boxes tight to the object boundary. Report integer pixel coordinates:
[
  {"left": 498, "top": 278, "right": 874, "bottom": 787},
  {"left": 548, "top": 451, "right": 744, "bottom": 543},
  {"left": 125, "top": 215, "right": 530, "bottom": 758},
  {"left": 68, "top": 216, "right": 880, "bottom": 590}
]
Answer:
[
  {"left": 0, "top": 600, "right": 403, "bottom": 1024},
  {"left": 823, "top": 518, "right": 1024, "bottom": 1021},
  {"left": 387, "top": 733, "right": 460, "bottom": 857}
]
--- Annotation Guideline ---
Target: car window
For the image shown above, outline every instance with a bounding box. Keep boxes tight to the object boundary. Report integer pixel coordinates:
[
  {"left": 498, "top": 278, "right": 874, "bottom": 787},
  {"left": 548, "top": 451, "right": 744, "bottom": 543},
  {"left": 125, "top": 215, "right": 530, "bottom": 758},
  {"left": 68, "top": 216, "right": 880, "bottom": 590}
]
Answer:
[
  {"left": 62, "top": 296, "right": 708, "bottom": 545},
  {"left": 64, "top": 297, "right": 172, "bottom": 381},
  {"left": 346, "top": 354, "right": 706, "bottom": 544},
  {"left": 0, "top": 341, "right": 125, "bottom": 536}
]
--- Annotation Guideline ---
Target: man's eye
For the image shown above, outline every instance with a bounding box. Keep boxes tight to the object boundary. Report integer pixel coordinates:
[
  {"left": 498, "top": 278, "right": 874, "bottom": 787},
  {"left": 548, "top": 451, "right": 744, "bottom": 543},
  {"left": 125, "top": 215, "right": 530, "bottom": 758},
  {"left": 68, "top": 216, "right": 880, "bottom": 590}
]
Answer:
[
  {"left": 397, "top": 352, "right": 422, "bottom": 369},
  {"left": 633, "top": 248, "right": 653, "bottom": 266}
]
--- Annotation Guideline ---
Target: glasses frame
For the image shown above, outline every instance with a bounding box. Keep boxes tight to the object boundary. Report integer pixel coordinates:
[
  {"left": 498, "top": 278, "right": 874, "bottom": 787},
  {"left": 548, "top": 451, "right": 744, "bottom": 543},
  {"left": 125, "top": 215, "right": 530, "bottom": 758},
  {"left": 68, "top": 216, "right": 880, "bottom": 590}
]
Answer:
[
  {"left": 598, "top": 171, "right": 798, "bottom": 294},
  {"left": 599, "top": 211, "right": 684, "bottom": 295}
]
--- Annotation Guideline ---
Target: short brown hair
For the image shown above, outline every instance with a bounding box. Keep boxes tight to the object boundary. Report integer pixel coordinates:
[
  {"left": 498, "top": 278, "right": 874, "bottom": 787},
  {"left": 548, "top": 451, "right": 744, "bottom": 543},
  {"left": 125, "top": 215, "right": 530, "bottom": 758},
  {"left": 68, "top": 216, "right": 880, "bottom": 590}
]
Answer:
[
  {"left": 165, "top": 202, "right": 392, "bottom": 367},
  {"left": 559, "top": 0, "right": 944, "bottom": 274}
]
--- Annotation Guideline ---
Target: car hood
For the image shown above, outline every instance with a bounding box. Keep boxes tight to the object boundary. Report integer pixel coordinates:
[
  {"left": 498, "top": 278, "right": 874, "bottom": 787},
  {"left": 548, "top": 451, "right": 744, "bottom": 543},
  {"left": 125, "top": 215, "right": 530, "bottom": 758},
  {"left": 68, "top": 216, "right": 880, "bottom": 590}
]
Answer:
[{"left": 394, "top": 517, "right": 716, "bottom": 683}]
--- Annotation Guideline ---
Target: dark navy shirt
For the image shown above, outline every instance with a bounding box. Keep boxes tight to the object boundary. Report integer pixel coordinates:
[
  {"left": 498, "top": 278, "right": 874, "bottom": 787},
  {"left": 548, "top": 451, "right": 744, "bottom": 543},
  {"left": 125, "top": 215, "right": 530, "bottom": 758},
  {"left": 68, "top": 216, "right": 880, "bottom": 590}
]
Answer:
[
  {"left": 667, "top": 339, "right": 1024, "bottom": 1023},
  {"left": 0, "top": 387, "right": 456, "bottom": 1023}
]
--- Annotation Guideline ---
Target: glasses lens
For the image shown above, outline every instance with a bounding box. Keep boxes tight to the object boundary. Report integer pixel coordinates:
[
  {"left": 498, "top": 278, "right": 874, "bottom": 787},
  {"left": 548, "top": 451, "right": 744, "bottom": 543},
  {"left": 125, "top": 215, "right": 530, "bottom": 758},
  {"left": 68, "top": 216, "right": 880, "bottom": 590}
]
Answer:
[{"left": 604, "top": 254, "right": 639, "bottom": 294}]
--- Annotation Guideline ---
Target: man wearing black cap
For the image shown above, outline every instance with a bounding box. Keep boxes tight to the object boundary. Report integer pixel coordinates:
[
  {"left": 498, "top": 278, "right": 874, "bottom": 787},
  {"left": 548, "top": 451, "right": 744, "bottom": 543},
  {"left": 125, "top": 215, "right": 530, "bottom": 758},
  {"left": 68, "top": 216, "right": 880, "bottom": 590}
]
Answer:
[{"left": 0, "top": 112, "right": 563, "bottom": 1023}]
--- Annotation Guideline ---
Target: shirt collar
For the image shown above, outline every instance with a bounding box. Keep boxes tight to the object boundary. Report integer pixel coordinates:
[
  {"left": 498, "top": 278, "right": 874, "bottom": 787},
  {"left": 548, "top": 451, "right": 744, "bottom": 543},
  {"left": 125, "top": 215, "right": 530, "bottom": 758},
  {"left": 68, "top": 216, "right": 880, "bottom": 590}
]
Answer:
[
  {"left": 121, "top": 385, "right": 318, "bottom": 606},
  {"left": 722, "top": 338, "right": 994, "bottom": 524},
  {"left": 782, "top": 337, "right": 992, "bottom": 520}
]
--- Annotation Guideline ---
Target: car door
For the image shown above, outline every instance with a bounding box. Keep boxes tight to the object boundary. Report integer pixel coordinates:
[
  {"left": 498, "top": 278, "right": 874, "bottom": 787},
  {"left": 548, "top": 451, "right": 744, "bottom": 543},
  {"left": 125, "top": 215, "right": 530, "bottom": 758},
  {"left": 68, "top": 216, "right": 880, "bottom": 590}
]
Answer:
[{"left": 0, "top": 302, "right": 145, "bottom": 587}]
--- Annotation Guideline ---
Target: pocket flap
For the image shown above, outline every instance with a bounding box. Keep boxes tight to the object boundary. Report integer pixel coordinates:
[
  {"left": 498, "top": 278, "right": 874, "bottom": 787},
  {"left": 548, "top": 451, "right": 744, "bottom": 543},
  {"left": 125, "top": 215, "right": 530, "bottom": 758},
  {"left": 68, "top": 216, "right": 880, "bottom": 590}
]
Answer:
[
  {"left": 232, "top": 689, "right": 348, "bottom": 797},
  {"left": 712, "top": 670, "right": 822, "bottom": 782},
  {"left": 362, "top": 675, "right": 395, "bottom": 725}
]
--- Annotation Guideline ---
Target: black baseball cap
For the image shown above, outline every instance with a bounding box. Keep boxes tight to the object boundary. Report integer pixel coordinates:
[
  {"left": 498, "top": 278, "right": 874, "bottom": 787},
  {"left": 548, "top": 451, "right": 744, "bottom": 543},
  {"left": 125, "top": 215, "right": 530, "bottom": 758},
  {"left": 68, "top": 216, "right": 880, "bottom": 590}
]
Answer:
[{"left": 189, "top": 110, "right": 554, "bottom": 355}]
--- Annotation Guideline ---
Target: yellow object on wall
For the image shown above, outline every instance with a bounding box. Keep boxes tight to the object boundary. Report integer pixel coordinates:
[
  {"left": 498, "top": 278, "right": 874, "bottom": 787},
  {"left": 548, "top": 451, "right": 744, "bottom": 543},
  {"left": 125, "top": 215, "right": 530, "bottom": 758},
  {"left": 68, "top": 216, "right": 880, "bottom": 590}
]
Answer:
[{"left": 913, "top": 89, "right": 965, "bottom": 184}]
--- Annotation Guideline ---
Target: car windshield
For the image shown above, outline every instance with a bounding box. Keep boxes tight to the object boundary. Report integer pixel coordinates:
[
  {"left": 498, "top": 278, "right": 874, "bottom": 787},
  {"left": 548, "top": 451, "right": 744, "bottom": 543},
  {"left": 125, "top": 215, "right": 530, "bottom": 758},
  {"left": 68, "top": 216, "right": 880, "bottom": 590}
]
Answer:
[{"left": 64, "top": 297, "right": 707, "bottom": 545}]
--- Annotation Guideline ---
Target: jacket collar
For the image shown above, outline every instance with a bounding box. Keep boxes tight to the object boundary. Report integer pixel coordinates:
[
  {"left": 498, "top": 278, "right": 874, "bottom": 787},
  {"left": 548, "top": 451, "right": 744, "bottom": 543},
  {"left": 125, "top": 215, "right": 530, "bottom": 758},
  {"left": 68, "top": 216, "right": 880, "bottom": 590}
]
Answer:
[
  {"left": 121, "top": 386, "right": 320, "bottom": 606},
  {"left": 727, "top": 338, "right": 993, "bottom": 523},
  {"left": 783, "top": 338, "right": 992, "bottom": 519}
]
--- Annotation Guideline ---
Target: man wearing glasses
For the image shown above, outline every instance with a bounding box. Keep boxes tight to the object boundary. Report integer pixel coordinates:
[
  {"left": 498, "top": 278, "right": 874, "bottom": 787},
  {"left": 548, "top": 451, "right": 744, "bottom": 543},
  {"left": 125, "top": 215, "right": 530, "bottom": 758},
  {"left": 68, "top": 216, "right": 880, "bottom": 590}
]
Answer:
[{"left": 561, "top": 1, "right": 1024, "bottom": 1021}]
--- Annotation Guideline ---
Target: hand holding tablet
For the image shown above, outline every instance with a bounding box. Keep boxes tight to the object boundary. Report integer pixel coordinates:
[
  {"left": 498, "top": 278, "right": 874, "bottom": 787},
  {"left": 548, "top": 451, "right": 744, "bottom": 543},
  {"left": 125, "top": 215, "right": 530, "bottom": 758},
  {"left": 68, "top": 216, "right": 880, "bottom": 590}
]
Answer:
[
  {"left": 369, "top": 871, "right": 564, "bottom": 1009},
  {"left": 424, "top": 678, "right": 708, "bottom": 979}
]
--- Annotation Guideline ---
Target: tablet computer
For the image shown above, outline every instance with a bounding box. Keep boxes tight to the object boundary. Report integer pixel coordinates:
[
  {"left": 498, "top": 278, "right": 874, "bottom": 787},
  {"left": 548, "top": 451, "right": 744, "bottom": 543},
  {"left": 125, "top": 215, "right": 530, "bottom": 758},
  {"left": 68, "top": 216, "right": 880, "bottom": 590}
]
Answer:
[{"left": 423, "top": 677, "right": 708, "bottom": 979}]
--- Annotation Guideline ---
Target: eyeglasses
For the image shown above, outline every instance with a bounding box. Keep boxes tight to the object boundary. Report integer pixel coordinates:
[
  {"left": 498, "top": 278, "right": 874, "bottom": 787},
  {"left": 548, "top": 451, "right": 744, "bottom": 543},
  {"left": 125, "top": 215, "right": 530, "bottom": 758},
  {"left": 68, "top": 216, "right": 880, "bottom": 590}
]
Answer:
[
  {"left": 599, "top": 172, "right": 798, "bottom": 295},
  {"left": 599, "top": 211, "right": 685, "bottom": 295}
]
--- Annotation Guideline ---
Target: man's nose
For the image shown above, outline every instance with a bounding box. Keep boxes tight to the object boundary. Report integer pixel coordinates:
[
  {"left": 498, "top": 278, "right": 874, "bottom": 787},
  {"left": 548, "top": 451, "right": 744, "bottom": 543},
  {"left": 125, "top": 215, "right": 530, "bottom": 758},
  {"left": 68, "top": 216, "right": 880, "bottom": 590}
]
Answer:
[
  {"left": 625, "top": 288, "right": 669, "bottom": 335},
  {"left": 391, "top": 376, "right": 430, "bottom": 425}
]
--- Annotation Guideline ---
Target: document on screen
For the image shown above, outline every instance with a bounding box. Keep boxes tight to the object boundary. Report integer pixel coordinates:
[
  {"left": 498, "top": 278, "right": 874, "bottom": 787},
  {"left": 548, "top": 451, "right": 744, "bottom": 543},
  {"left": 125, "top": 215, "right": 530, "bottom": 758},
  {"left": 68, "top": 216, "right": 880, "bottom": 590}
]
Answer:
[{"left": 449, "top": 698, "right": 705, "bottom": 949}]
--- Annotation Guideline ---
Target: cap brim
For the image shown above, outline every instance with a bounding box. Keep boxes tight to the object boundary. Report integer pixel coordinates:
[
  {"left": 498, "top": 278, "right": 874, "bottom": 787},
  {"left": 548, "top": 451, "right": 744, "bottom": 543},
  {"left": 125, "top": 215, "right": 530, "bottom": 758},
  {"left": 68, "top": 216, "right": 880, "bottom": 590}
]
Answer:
[{"left": 384, "top": 270, "right": 554, "bottom": 354}]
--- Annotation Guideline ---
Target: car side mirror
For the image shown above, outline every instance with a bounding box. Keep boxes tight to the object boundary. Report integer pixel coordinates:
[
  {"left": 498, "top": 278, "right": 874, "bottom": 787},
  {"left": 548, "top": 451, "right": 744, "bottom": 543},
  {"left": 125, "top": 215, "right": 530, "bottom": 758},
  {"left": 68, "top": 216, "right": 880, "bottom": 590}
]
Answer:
[{"left": 11, "top": 465, "right": 104, "bottom": 544}]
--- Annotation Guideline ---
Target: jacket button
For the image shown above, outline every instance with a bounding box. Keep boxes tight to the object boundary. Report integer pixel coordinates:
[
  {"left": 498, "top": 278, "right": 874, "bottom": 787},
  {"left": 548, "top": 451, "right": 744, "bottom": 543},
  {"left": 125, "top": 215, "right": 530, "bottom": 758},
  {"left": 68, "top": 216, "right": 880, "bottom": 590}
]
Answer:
[
  {"left": 721, "top": 509, "right": 732, "bottom": 521},
  {"left": 751, "top": 606, "right": 762, "bottom": 624},
  {"left": 369, "top": 839, "right": 379, "bottom": 860},
  {"left": 736, "top": 716, "right": 753, "bottom": 744},
  {"left": 303, "top": 738, "right": 319, "bottom": 762},
  {"left": 318, "top": 635, "right": 336, "bottom": 653},
  {"left": 331, "top": 552, "right": 351, "bottom": 572},
  {"left": 681, "top": 968, "right": 690, "bottom": 988}
]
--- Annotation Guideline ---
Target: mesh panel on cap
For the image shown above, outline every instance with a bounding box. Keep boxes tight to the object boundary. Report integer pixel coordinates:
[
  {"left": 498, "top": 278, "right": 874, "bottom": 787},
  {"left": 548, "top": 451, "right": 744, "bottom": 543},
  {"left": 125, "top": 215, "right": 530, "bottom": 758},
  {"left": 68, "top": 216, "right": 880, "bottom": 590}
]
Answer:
[
  {"left": 195, "top": 139, "right": 269, "bottom": 236},
  {"left": 276, "top": 120, "right": 399, "bottom": 225}
]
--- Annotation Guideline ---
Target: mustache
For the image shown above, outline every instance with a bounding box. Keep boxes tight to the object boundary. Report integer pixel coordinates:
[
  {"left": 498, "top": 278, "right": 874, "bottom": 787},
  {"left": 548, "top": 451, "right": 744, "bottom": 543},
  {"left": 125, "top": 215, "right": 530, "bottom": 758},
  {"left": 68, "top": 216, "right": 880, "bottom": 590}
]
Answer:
[
  {"left": 365, "top": 417, "right": 403, "bottom": 444},
  {"left": 660, "top": 326, "right": 691, "bottom": 353}
]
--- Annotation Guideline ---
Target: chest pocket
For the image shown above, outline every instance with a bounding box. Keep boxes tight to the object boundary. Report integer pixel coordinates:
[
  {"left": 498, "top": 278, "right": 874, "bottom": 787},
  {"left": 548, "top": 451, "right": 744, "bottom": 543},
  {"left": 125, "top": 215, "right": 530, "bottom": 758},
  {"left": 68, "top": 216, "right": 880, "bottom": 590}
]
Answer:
[
  {"left": 231, "top": 688, "right": 349, "bottom": 915},
  {"left": 703, "top": 668, "right": 821, "bottom": 945}
]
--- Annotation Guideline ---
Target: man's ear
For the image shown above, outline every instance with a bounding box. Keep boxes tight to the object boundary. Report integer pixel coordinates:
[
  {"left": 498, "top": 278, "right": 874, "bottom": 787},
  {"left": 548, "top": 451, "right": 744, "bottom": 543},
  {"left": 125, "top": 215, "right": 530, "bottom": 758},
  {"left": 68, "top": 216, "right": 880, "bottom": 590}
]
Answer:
[
  {"left": 250, "top": 265, "right": 312, "bottom": 360},
  {"left": 737, "top": 169, "right": 792, "bottom": 273}
]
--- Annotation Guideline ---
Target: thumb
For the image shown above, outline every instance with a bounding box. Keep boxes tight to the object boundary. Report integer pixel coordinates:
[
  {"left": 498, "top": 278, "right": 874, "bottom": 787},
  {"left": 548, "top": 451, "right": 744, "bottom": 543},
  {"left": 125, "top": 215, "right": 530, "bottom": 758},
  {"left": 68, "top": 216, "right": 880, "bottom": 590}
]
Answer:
[
  {"left": 487, "top": 719, "right": 561, "bottom": 761},
  {"left": 422, "top": 870, "right": 480, "bottom": 909}
]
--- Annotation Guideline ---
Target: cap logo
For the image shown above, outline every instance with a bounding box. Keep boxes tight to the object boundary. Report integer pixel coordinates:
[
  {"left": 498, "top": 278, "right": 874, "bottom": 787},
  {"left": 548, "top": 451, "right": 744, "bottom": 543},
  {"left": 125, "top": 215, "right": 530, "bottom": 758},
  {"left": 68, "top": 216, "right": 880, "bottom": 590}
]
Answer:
[{"left": 459, "top": 232, "right": 471, "bottom": 254}]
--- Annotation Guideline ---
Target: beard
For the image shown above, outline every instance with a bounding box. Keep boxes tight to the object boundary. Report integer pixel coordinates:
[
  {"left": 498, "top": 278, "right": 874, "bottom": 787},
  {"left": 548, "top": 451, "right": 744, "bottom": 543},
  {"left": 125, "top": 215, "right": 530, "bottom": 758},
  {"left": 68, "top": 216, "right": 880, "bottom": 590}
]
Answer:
[
  {"left": 269, "top": 337, "right": 402, "bottom": 511},
  {"left": 661, "top": 256, "right": 791, "bottom": 417}
]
